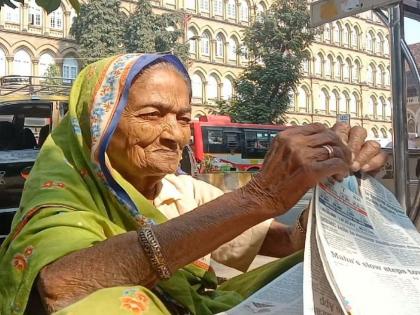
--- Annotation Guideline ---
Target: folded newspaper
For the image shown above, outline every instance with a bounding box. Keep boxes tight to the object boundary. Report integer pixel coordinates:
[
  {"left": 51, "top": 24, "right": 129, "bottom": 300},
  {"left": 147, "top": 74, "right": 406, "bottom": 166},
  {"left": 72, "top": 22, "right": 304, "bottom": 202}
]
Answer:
[{"left": 218, "top": 175, "right": 420, "bottom": 315}]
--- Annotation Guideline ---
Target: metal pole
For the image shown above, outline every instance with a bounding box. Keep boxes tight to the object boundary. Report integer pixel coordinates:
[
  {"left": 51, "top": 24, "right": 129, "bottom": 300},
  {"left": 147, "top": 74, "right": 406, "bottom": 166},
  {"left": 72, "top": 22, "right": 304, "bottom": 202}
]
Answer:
[{"left": 389, "top": 4, "right": 409, "bottom": 212}]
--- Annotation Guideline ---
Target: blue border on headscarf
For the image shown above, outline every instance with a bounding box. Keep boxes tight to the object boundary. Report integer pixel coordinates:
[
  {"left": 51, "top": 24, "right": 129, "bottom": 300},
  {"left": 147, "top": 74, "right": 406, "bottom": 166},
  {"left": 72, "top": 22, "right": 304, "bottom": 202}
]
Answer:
[{"left": 98, "top": 54, "right": 190, "bottom": 220}]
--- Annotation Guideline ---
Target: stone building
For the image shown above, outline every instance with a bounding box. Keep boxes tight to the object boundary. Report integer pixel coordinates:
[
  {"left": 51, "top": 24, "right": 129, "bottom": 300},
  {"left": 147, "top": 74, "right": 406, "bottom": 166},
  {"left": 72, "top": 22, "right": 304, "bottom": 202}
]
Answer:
[{"left": 0, "top": 0, "right": 392, "bottom": 142}]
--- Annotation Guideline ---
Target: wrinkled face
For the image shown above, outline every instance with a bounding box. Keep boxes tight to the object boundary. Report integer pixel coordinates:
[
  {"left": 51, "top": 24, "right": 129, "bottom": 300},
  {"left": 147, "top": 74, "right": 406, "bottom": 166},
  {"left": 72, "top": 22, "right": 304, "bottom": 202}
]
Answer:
[{"left": 108, "top": 64, "right": 191, "bottom": 178}]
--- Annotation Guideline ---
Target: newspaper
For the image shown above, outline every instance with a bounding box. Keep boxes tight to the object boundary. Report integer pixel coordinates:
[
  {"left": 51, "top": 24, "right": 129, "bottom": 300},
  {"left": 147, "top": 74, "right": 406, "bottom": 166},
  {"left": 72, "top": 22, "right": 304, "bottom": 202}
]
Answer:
[
  {"left": 313, "top": 175, "right": 420, "bottom": 315},
  {"left": 219, "top": 175, "right": 420, "bottom": 315}
]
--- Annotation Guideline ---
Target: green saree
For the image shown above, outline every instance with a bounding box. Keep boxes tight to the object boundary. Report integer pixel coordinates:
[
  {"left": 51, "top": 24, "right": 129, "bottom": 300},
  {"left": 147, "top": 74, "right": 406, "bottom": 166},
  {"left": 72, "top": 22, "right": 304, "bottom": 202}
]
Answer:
[{"left": 0, "top": 54, "right": 302, "bottom": 315}]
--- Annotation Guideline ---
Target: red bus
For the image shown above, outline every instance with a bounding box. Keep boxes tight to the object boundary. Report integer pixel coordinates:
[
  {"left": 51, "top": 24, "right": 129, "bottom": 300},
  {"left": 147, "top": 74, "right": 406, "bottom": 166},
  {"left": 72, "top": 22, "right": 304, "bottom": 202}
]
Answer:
[{"left": 190, "top": 115, "right": 286, "bottom": 172}]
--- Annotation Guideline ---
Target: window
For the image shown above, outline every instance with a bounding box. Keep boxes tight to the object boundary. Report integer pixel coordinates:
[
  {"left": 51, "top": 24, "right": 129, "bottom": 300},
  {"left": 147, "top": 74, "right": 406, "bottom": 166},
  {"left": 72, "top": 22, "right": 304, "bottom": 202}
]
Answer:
[
  {"left": 207, "top": 75, "right": 218, "bottom": 100},
  {"left": 227, "top": 0, "right": 236, "bottom": 19},
  {"left": 216, "top": 34, "right": 224, "bottom": 57},
  {"left": 39, "top": 53, "right": 55, "bottom": 77},
  {"left": 371, "top": 128, "right": 379, "bottom": 138},
  {"left": 13, "top": 50, "right": 31, "bottom": 76},
  {"left": 351, "top": 26, "right": 358, "bottom": 47},
  {"left": 288, "top": 90, "right": 295, "bottom": 109},
  {"left": 200, "top": 0, "right": 209, "bottom": 11},
  {"left": 324, "top": 24, "right": 331, "bottom": 42},
  {"left": 315, "top": 54, "right": 323, "bottom": 76},
  {"left": 343, "top": 24, "right": 350, "bottom": 46},
  {"left": 191, "top": 73, "right": 203, "bottom": 99},
  {"left": 330, "top": 92, "right": 338, "bottom": 113},
  {"left": 186, "top": 0, "right": 196, "bottom": 10},
  {"left": 378, "top": 97, "right": 385, "bottom": 119},
  {"left": 49, "top": 7, "right": 63, "bottom": 30},
  {"left": 350, "top": 93, "right": 358, "bottom": 115},
  {"left": 367, "top": 64, "right": 375, "bottom": 85},
  {"left": 228, "top": 37, "right": 237, "bottom": 61},
  {"left": 333, "top": 23, "right": 340, "bottom": 44},
  {"left": 384, "top": 37, "right": 389, "bottom": 55},
  {"left": 343, "top": 59, "right": 351, "bottom": 81},
  {"left": 298, "top": 87, "right": 309, "bottom": 111},
  {"left": 0, "top": 49, "right": 6, "bottom": 77},
  {"left": 187, "top": 29, "right": 197, "bottom": 54},
  {"left": 335, "top": 57, "right": 343, "bottom": 79},
  {"left": 240, "top": 0, "right": 249, "bottom": 22},
  {"left": 367, "top": 96, "right": 376, "bottom": 116},
  {"left": 385, "top": 99, "right": 392, "bottom": 118},
  {"left": 29, "top": 0, "right": 42, "bottom": 26},
  {"left": 201, "top": 33, "right": 210, "bottom": 56},
  {"left": 339, "top": 93, "right": 347, "bottom": 113},
  {"left": 325, "top": 55, "right": 333, "bottom": 77},
  {"left": 62, "top": 57, "right": 78, "bottom": 81},
  {"left": 208, "top": 130, "right": 223, "bottom": 144},
  {"left": 319, "top": 90, "right": 328, "bottom": 112},
  {"left": 213, "top": 0, "right": 223, "bottom": 15},
  {"left": 385, "top": 68, "right": 390, "bottom": 86},
  {"left": 353, "top": 60, "right": 361, "bottom": 82},
  {"left": 302, "top": 58, "right": 309, "bottom": 75},
  {"left": 378, "top": 66, "right": 385, "bottom": 86},
  {"left": 222, "top": 78, "right": 233, "bottom": 100},
  {"left": 256, "top": 2, "right": 265, "bottom": 17},
  {"left": 367, "top": 32, "right": 375, "bottom": 52},
  {"left": 5, "top": 0, "right": 20, "bottom": 23},
  {"left": 377, "top": 33, "right": 384, "bottom": 55},
  {"left": 244, "top": 130, "right": 273, "bottom": 158}
]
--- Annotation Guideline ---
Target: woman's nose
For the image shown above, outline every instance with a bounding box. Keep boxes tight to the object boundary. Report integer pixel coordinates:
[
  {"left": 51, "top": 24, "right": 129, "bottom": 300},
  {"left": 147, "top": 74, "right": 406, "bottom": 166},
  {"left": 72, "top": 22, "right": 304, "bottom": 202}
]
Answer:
[{"left": 160, "top": 116, "right": 184, "bottom": 148}]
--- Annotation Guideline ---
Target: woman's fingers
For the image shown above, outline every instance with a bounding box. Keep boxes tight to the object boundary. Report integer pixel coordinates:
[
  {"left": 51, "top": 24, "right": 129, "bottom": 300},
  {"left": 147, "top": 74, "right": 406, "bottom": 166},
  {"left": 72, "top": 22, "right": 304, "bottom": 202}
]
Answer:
[
  {"left": 360, "top": 150, "right": 388, "bottom": 173},
  {"left": 352, "top": 140, "right": 381, "bottom": 172},
  {"left": 347, "top": 126, "right": 368, "bottom": 171},
  {"left": 332, "top": 122, "right": 350, "bottom": 144}
]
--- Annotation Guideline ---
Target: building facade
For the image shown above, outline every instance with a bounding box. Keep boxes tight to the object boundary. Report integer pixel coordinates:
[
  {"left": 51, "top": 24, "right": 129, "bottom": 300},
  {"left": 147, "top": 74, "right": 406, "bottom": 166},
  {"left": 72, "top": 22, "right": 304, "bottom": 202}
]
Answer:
[{"left": 0, "top": 0, "right": 392, "bottom": 142}]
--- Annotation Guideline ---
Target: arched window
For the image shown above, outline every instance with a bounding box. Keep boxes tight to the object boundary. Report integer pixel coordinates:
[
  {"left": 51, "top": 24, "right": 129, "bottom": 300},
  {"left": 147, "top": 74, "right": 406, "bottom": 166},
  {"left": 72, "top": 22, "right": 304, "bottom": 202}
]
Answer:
[
  {"left": 5, "top": 0, "right": 20, "bottom": 23},
  {"left": 325, "top": 55, "right": 333, "bottom": 77},
  {"left": 39, "top": 53, "right": 55, "bottom": 77},
  {"left": 339, "top": 92, "right": 348, "bottom": 113},
  {"left": 386, "top": 67, "right": 390, "bottom": 86},
  {"left": 187, "top": 28, "right": 198, "bottom": 54},
  {"left": 62, "top": 56, "right": 78, "bottom": 80},
  {"left": 353, "top": 59, "right": 361, "bottom": 82},
  {"left": 378, "top": 65, "right": 385, "bottom": 86},
  {"left": 367, "top": 96, "right": 376, "bottom": 116},
  {"left": 223, "top": 77, "right": 233, "bottom": 100},
  {"left": 377, "top": 33, "right": 384, "bottom": 55},
  {"left": 384, "top": 37, "right": 390, "bottom": 56},
  {"left": 315, "top": 53, "right": 324, "bottom": 76},
  {"left": 240, "top": 0, "right": 249, "bottom": 21},
  {"left": 215, "top": 34, "right": 224, "bottom": 58},
  {"left": 350, "top": 93, "right": 358, "bottom": 115},
  {"left": 335, "top": 56, "right": 343, "bottom": 79},
  {"left": 367, "top": 31, "right": 375, "bottom": 52},
  {"left": 28, "top": 0, "right": 42, "bottom": 26},
  {"left": 302, "top": 58, "right": 310, "bottom": 75},
  {"left": 380, "top": 128, "right": 388, "bottom": 138},
  {"left": 319, "top": 89, "right": 328, "bottom": 112},
  {"left": 213, "top": 0, "right": 223, "bottom": 16},
  {"left": 298, "top": 86, "right": 309, "bottom": 111},
  {"left": 343, "top": 58, "right": 351, "bottom": 81},
  {"left": 228, "top": 36, "right": 238, "bottom": 61},
  {"left": 343, "top": 24, "right": 350, "bottom": 46},
  {"left": 49, "top": 6, "right": 63, "bottom": 29},
  {"left": 288, "top": 90, "right": 295, "bottom": 109},
  {"left": 330, "top": 91, "right": 338, "bottom": 113},
  {"left": 13, "top": 50, "right": 31, "bottom": 76},
  {"left": 367, "top": 64, "right": 375, "bottom": 85},
  {"left": 385, "top": 98, "right": 392, "bottom": 118},
  {"left": 191, "top": 73, "right": 203, "bottom": 100},
  {"left": 227, "top": 0, "right": 236, "bottom": 19},
  {"left": 256, "top": 2, "right": 266, "bottom": 16},
  {"left": 201, "top": 32, "right": 210, "bottom": 56},
  {"left": 351, "top": 26, "right": 359, "bottom": 48},
  {"left": 200, "top": 0, "right": 209, "bottom": 12},
  {"left": 0, "top": 48, "right": 6, "bottom": 77},
  {"left": 408, "top": 113, "right": 416, "bottom": 133},
  {"left": 378, "top": 97, "right": 386, "bottom": 119},
  {"left": 371, "top": 128, "right": 379, "bottom": 138},
  {"left": 324, "top": 23, "right": 331, "bottom": 42},
  {"left": 333, "top": 22, "right": 341, "bottom": 44},
  {"left": 207, "top": 75, "right": 219, "bottom": 101},
  {"left": 186, "top": 0, "right": 196, "bottom": 10}
]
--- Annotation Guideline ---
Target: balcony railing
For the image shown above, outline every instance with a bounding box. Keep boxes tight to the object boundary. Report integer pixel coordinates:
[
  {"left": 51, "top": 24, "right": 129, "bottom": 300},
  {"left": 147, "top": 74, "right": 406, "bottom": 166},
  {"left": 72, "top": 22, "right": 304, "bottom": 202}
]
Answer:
[{"left": 0, "top": 75, "right": 74, "bottom": 96}]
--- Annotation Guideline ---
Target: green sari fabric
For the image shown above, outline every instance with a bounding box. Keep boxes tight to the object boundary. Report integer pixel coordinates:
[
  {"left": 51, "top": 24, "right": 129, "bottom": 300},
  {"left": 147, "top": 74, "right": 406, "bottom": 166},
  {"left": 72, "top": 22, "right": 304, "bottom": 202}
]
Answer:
[{"left": 0, "top": 54, "right": 302, "bottom": 315}]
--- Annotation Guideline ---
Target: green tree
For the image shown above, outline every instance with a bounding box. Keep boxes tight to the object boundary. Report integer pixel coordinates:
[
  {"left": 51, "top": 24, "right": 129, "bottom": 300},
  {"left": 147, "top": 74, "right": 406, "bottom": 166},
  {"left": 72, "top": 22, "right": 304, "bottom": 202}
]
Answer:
[
  {"left": 125, "top": 0, "right": 189, "bottom": 62},
  {"left": 42, "top": 64, "right": 64, "bottom": 94},
  {"left": 216, "top": 0, "right": 315, "bottom": 124},
  {"left": 1, "top": 0, "right": 79, "bottom": 14},
  {"left": 70, "top": 0, "right": 125, "bottom": 67}
]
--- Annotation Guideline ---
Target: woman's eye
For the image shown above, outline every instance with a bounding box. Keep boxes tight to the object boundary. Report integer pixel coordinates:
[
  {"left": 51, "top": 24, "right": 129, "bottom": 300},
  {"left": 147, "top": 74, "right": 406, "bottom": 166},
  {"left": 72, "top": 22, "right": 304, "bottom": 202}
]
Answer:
[
  {"left": 178, "top": 116, "right": 191, "bottom": 125},
  {"left": 138, "top": 112, "right": 160, "bottom": 120}
]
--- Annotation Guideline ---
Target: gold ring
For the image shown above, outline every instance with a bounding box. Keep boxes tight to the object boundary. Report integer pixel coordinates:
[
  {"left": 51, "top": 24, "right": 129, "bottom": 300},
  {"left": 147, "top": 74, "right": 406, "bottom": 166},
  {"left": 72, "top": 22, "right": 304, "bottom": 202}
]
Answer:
[{"left": 323, "top": 145, "right": 334, "bottom": 159}]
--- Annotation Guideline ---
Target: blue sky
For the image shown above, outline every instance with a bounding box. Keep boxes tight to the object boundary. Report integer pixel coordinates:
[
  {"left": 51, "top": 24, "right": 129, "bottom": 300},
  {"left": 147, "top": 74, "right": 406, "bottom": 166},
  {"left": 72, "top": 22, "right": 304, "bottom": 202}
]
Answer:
[{"left": 405, "top": 18, "right": 420, "bottom": 44}]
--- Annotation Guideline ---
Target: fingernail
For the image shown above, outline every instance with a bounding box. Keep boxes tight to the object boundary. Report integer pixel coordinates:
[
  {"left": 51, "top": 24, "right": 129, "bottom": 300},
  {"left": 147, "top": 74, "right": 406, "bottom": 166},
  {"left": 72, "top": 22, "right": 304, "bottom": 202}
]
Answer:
[
  {"left": 361, "top": 164, "right": 370, "bottom": 172},
  {"left": 351, "top": 161, "right": 360, "bottom": 172}
]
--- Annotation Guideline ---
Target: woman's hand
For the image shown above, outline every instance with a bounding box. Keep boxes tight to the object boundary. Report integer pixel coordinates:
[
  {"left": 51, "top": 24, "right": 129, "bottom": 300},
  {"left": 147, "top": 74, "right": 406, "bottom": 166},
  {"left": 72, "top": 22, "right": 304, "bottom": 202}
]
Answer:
[
  {"left": 332, "top": 123, "right": 388, "bottom": 173},
  {"left": 244, "top": 123, "right": 352, "bottom": 217}
]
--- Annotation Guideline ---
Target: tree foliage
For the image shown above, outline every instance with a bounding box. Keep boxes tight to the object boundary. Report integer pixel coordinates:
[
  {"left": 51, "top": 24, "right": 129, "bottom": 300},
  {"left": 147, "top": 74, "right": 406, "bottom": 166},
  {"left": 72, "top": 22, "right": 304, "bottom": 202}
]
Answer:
[
  {"left": 125, "top": 0, "right": 188, "bottom": 62},
  {"left": 0, "top": 0, "right": 79, "bottom": 14},
  {"left": 70, "top": 0, "right": 125, "bottom": 66},
  {"left": 217, "top": 0, "right": 315, "bottom": 124}
]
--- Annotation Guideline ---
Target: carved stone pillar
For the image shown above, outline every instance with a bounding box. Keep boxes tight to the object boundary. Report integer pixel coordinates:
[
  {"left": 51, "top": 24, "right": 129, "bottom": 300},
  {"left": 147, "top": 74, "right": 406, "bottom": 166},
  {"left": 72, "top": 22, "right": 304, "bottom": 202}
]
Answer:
[{"left": 6, "top": 56, "right": 14, "bottom": 75}]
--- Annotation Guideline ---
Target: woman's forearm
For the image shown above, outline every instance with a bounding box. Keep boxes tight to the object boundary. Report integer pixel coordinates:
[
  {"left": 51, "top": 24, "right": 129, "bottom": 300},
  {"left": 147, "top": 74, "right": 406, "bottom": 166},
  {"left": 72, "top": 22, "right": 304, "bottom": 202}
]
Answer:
[{"left": 37, "top": 189, "right": 272, "bottom": 313}]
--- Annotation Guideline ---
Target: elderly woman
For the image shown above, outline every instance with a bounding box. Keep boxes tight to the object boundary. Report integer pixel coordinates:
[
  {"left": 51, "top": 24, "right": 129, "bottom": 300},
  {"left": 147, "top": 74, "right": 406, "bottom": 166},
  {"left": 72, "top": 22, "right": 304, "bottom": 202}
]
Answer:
[{"left": 0, "top": 54, "right": 386, "bottom": 315}]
